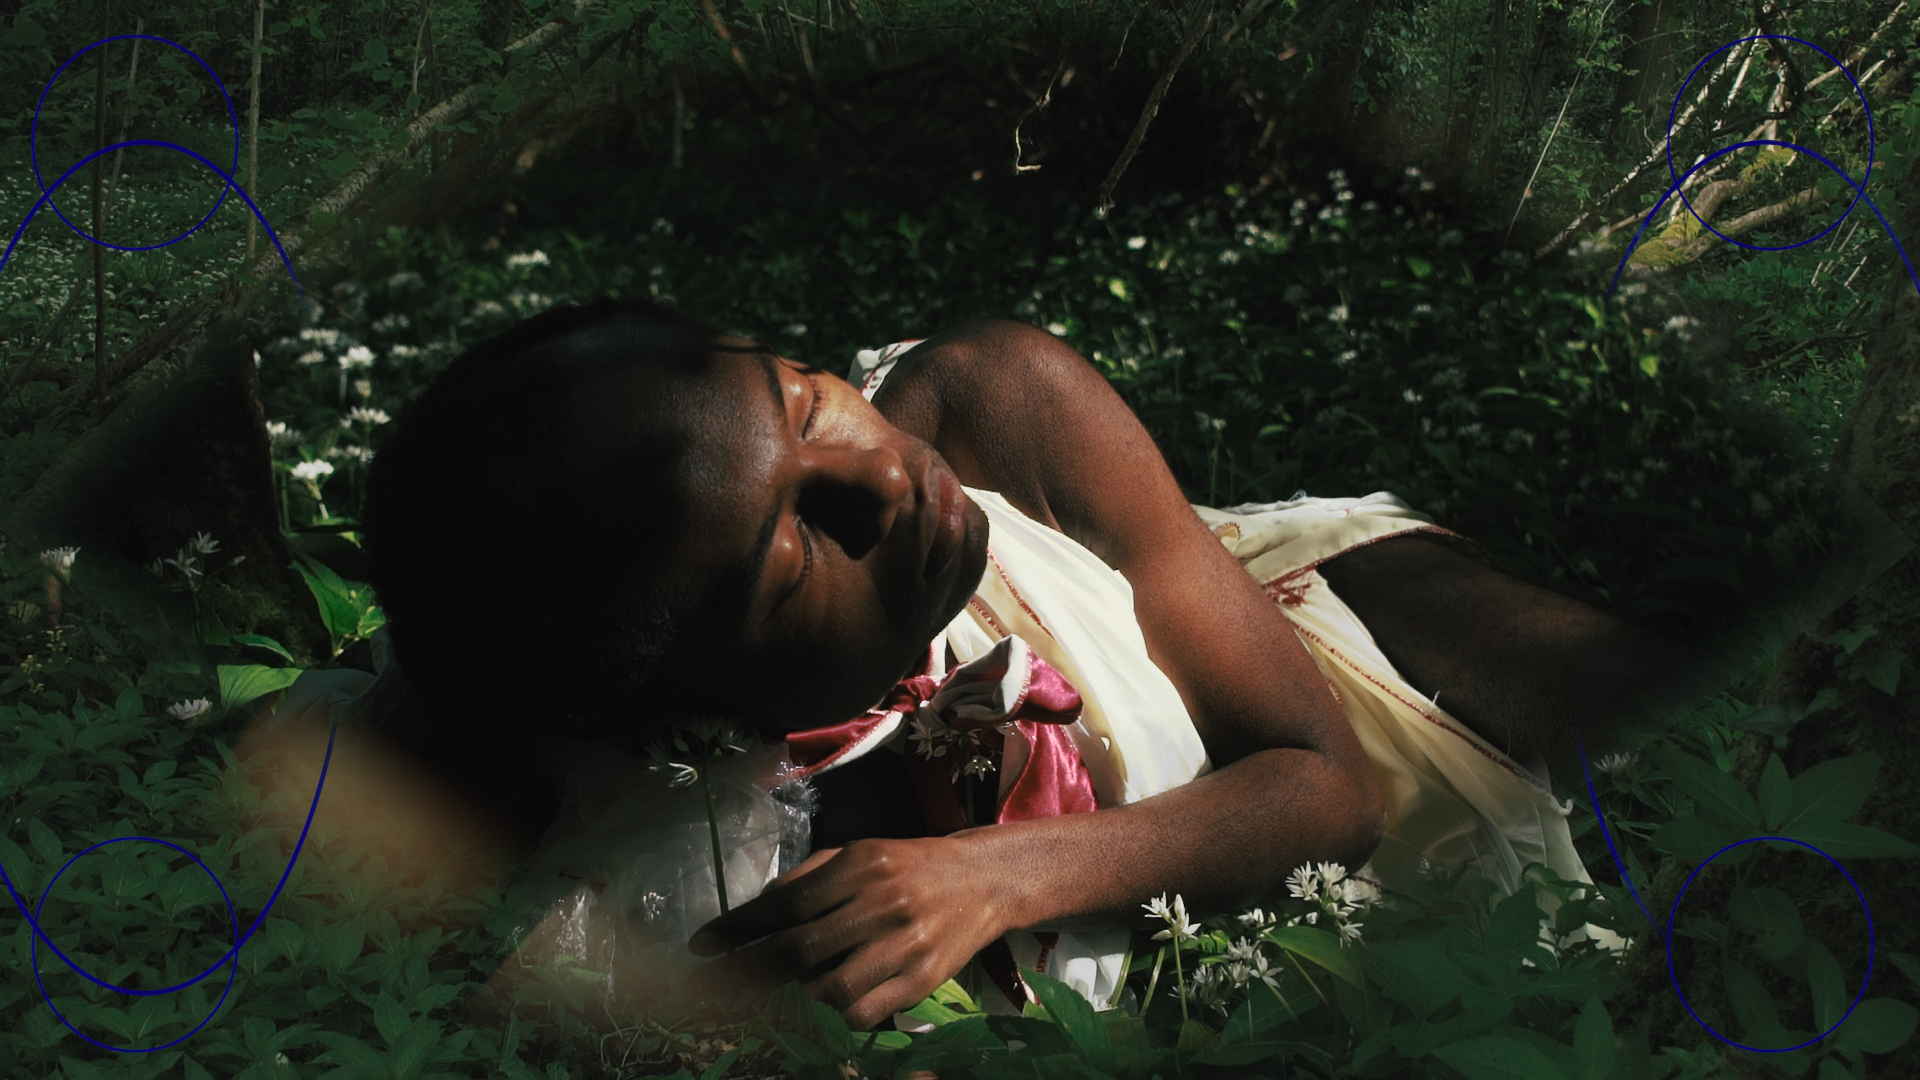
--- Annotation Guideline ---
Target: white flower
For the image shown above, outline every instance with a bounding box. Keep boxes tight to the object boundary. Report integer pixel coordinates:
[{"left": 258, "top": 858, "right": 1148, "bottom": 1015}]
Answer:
[
  {"left": 1285, "top": 865, "right": 1319, "bottom": 899},
  {"left": 1340, "top": 876, "right": 1381, "bottom": 911},
  {"left": 290, "top": 460, "right": 334, "bottom": 483},
  {"left": 1150, "top": 893, "right": 1201, "bottom": 944},
  {"left": 1303, "top": 910, "right": 1318, "bottom": 925},
  {"left": 1413, "top": 303, "right": 1432, "bottom": 314},
  {"left": 274, "top": 1053, "right": 291, "bottom": 1067},
  {"left": 353, "top": 379, "right": 373, "bottom": 399},
  {"left": 295, "top": 350, "right": 325, "bottom": 366},
  {"left": 386, "top": 271, "right": 424, "bottom": 291},
  {"left": 1225, "top": 961, "right": 1253, "bottom": 989},
  {"left": 1594, "top": 751, "right": 1637, "bottom": 779},
  {"left": 347, "top": 406, "right": 390, "bottom": 426},
  {"left": 265, "top": 420, "right": 299, "bottom": 447},
  {"left": 1225, "top": 936, "right": 1261, "bottom": 962},
  {"left": 471, "top": 299, "right": 506, "bottom": 318},
  {"left": 1248, "top": 950, "right": 1282, "bottom": 991},
  {"left": 1316, "top": 862, "right": 1347, "bottom": 887},
  {"left": 1236, "top": 907, "right": 1272, "bottom": 929},
  {"left": 338, "top": 346, "right": 375, "bottom": 369},
  {"left": 163, "top": 550, "right": 202, "bottom": 581},
  {"left": 1046, "top": 322, "right": 1069, "bottom": 336},
  {"left": 188, "top": 532, "right": 220, "bottom": 556},
  {"left": 909, "top": 715, "right": 948, "bottom": 759},
  {"left": 506, "top": 249, "right": 550, "bottom": 269},
  {"left": 38, "top": 546, "right": 79, "bottom": 578},
  {"left": 1403, "top": 388, "right": 1424, "bottom": 404},
  {"left": 326, "top": 445, "right": 376, "bottom": 466},
  {"left": 650, "top": 761, "right": 699, "bottom": 788},
  {"left": 147, "top": 557, "right": 166, "bottom": 578},
  {"left": 1339, "top": 920, "right": 1365, "bottom": 947},
  {"left": 298, "top": 327, "right": 342, "bottom": 347},
  {"left": 1328, "top": 304, "right": 1349, "bottom": 323},
  {"left": 962, "top": 754, "right": 994, "bottom": 780},
  {"left": 782, "top": 322, "right": 808, "bottom": 337},
  {"left": 1142, "top": 893, "right": 1174, "bottom": 923},
  {"left": 1126, "top": 236, "right": 1147, "bottom": 250},
  {"left": 167, "top": 698, "right": 211, "bottom": 721},
  {"left": 388, "top": 343, "right": 422, "bottom": 358}
]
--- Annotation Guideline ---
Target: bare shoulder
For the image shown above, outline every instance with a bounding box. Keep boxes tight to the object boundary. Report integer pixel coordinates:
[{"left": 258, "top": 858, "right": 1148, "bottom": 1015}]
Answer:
[{"left": 868, "top": 320, "right": 1377, "bottom": 791}]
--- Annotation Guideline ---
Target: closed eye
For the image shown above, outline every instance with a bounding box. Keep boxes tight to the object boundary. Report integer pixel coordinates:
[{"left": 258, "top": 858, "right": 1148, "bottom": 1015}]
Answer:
[{"left": 782, "top": 372, "right": 824, "bottom": 607}]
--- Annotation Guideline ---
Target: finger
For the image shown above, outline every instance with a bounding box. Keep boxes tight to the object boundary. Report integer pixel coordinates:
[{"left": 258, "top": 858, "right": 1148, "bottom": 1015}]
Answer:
[
  {"left": 689, "top": 846, "right": 852, "bottom": 956},
  {"left": 830, "top": 956, "right": 939, "bottom": 1032},
  {"left": 691, "top": 893, "right": 882, "bottom": 993}
]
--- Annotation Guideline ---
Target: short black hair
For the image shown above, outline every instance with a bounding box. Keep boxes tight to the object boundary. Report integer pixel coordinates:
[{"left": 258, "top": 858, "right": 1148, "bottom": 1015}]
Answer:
[{"left": 363, "top": 297, "right": 717, "bottom": 746}]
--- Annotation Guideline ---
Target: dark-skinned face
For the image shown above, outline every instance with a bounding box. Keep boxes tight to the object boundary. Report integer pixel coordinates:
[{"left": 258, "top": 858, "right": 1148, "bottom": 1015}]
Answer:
[{"left": 576, "top": 334, "right": 991, "bottom": 731}]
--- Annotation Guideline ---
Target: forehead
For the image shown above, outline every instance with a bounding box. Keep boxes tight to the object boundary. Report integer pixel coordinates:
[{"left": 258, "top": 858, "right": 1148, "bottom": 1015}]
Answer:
[{"left": 570, "top": 340, "right": 785, "bottom": 629}]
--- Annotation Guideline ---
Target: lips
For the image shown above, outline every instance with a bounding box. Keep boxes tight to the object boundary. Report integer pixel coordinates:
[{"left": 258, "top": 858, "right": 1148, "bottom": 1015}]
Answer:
[{"left": 920, "top": 457, "right": 966, "bottom": 581}]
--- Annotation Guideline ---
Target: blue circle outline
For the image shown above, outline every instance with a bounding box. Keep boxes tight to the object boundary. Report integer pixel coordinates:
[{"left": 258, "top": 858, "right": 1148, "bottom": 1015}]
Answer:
[
  {"left": 1665, "top": 35, "right": 1872, "bottom": 254},
  {"left": 30, "top": 34, "right": 240, "bottom": 252},
  {"left": 28, "top": 837, "right": 239, "bottom": 1052},
  {"left": 1665, "top": 837, "right": 1876, "bottom": 1054}
]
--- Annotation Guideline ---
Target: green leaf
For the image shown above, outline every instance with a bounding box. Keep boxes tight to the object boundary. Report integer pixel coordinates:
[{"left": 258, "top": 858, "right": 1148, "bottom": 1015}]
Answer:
[
  {"left": 142, "top": 759, "right": 177, "bottom": 786},
  {"left": 28, "top": 816, "right": 62, "bottom": 869},
  {"left": 1806, "top": 941, "right": 1846, "bottom": 1034},
  {"left": 1651, "top": 746, "right": 1759, "bottom": 829},
  {"left": 1649, "top": 815, "right": 1746, "bottom": 863},
  {"left": 1264, "top": 924, "right": 1363, "bottom": 987},
  {"left": 232, "top": 634, "right": 296, "bottom": 664},
  {"left": 1021, "top": 968, "right": 1115, "bottom": 1074},
  {"left": 1775, "top": 820, "right": 1920, "bottom": 858},
  {"left": 1722, "top": 958, "right": 1789, "bottom": 1046},
  {"left": 1728, "top": 886, "right": 1802, "bottom": 961},
  {"left": 492, "top": 89, "right": 521, "bottom": 113},
  {"left": 1482, "top": 886, "right": 1548, "bottom": 971},
  {"left": 1406, "top": 255, "right": 1434, "bottom": 278},
  {"left": 1824, "top": 625, "right": 1876, "bottom": 656},
  {"left": 900, "top": 997, "right": 966, "bottom": 1028},
  {"left": 1433, "top": 1035, "right": 1571, "bottom": 1080},
  {"left": 1819, "top": 1056, "right": 1861, "bottom": 1080},
  {"left": 1846, "top": 648, "right": 1904, "bottom": 696},
  {"left": 1759, "top": 753, "right": 1792, "bottom": 830},
  {"left": 363, "top": 39, "right": 388, "bottom": 66},
  {"left": 1833, "top": 998, "right": 1918, "bottom": 1055},
  {"left": 218, "top": 665, "right": 302, "bottom": 714},
  {"left": 1574, "top": 994, "right": 1615, "bottom": 1080},
  {"left": 1638, "top": 354, "right": 1659, "bottom": 377},
  {"left": 1888, "top": 951, "right": 1920, "bottom": 991},
  {"left": 1176, "top": 1018, "right": 1217, "bottom": 1051},
  {"left": 931, "top": 977, "right": 978, "bottom": 1014},
  {"left": 1785, "top": 753, "right": 1881, "bottom": 830},
  {"left": 373, "top": 989, "right": 411, "bottom": 1047}
]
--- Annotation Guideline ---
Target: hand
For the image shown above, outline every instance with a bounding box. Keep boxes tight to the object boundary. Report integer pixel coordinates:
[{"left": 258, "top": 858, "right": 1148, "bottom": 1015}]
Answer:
[{"left": 685, "top": 835, "right": 1016, "bottom": 1029}]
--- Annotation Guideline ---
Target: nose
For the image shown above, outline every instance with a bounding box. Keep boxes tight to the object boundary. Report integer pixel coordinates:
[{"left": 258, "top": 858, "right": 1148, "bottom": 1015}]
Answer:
[{"left": 796, "top": 442, "right": 914, "bottom": 561}]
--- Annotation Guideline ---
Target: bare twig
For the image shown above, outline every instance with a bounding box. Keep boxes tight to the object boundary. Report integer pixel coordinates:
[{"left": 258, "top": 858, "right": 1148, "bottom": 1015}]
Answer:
[
  {"left": 1506, "top": 0, "right": 1617, "bottom": 241},
  {"left": 1095, "top": 0, "right": 1214, "bottom": 219},
  {"left": 1011, "top": 55, "right": 1068, "bottom": 174},
  {"left": 702, "top": 0, "right": 761, "bottom": 97}
]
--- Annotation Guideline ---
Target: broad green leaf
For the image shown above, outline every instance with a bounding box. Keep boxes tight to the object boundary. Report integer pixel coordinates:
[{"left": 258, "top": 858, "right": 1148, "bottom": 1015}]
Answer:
[
  {"left": 1758, "top": 753, "right": 1792, "bottom": 829},
  {"left": 1675, "top": 916, "right": 1728, "bottom": 948},
  {"left": 232, "top": 634, "right": 296, "bottom": 664},
  {"left": 142, "top": 759, "right": 177, "bottom": 786},
  {"left": 1021, "top": 968, "right": 1115, "bottom": 1074},
  {"left": 1649, "top": 815, "right": 1745, "bottom": 863},
  {"left": 291, "top": 554, "right": 370, "bottom": 641},
  {"left": 1264, "top": 924, "right": 1363, "bottom": 987},
  {"left": 386, "top": 1019, "right": 440, "bottom": 1080},
  {"left": 1818, "top": 1057, "right": 1861, "bottom": 1080},
  {"left": 1785, "top": 753, "right": 1881, "bottom": 830},
  {"left": 1721, "top": 958, "right": 1789, "bottom": 1046},
  {"left": 1651, "top": 746, "right": 1759, "bottom": 829},
  {"left": 1824, "top": 625, "right": 1876, "bottom": 656},
  {"left": 28, "top": 816, "right": 61, "bottom": 869},
  {"left": 1482, "top": 886, "right": 1548, "bottom": 971},
  {"left": 899, "top": 996, "right": 966, "bottom": 1028},
  {"left": 373, "top": 989, "right": 410, "bottom": 1047},
  {"left": 1833, "top": 998, "right": 1918, "bottom": 1055},
  {"left": 1176, "top": 1018, "right": 1217, "bottom": 1051},
  {"left": 1806, "top": 941, "right": 1847, "bottom": 1034},
  {"left": 114, "top": 687, "right": 142, "bottom": 717},
  {"left": 931, "top": 977, "right": 977, "bottom": 1014},
  {"left": 1729, "top": 886, "right": 1802, "bottom": 961},
  {"left": 1846, "top": 648, "right": 1904, "bottom": 696},
  {"left": 1407, "top": 255, "right": 1433, "bottom": 278},
  {"left": 1432, "top": 1035, "right": 1571, "bottom": 1080},
  {"left": 1775, "top": 820, "right": 1920, "bottom": 859},
  {"left": 1574, "top": 994, "right": 1615, "bottom": 1080},
  {"left": 363, "top": 39, "right": 388, "bottom": 66},
  {"left": 218, "top": 665, "right": 302, "bottom": 714}
]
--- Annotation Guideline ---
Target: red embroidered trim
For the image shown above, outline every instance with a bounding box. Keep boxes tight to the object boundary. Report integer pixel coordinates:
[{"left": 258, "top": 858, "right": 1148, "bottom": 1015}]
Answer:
[
  {"left": 987, "top": 549, "right": 1059, "bottom": 641},
  {"left": 968, "top": 596, "right": 1010, "bottom": 639},
  {"left": 1033, "top": 931, "right": 1061, "bottom": 976}
]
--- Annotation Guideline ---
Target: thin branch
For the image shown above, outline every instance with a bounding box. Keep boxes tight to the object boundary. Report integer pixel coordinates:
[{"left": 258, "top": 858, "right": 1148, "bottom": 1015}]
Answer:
[
  {"left": 1506, "top": 0, "right": 1617, "bottom": 241},
  {"left": 1011, "top": 54, "right": 1068, "bottom": 175},
  {"left": 1095, "top": 0, "right": 1214, "bottom": 220}
]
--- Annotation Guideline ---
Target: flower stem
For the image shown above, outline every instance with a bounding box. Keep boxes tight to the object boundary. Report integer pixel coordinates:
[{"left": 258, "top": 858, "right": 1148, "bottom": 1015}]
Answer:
[
  {"left": 1141, "top": 944, "right": 1166, "bottom": 1021},
  {"left": 700, "top": 765, "right": 730, "bottom": 914},
  {"left": 1172, "top": 939, "right": 1189, "bottom": 1026}
]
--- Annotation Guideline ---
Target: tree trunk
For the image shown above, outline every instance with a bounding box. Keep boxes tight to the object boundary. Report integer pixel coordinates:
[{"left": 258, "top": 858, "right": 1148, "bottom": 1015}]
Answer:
[{"left": 1607, "top": 0, "right": 1672, "bottom": 145}]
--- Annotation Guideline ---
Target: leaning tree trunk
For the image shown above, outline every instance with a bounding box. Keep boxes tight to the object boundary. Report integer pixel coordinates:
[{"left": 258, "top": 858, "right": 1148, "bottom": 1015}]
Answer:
[{"left": 1612, "top": 150, "right": 1920, "bottom": 1080}]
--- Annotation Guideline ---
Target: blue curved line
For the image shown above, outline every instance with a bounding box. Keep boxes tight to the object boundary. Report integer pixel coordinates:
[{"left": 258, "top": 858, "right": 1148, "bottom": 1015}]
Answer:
[
  {"left": 1575, "top": 727, "right": 1657, "bottom": 926},
  {"left": 31, "top": 35, "right": 240, "bottom": 251},
  {"left": 1606, "top": 139, "right": 1918, "bottom": 303},
  {"left": 2, "top": 138, "right": 303, "bottom": 298},
  {"left": 1663, "top": 36, "right": 1873, "bottom": 253}
]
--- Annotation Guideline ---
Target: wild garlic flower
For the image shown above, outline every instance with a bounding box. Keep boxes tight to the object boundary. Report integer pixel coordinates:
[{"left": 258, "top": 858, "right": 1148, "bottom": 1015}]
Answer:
[
  {"left": 1182, "top": 962, "right": 1231, "bottom": 1008},
  {"left": 1285, "top": 865, "right": 1319, "bottom": 899},
  {"left": 38, "top": 546, "right": 79, "bottom": 580},
  {"left": 339, "top": 346, "right": 375, "bottom": 369},
  {"left": 295, "top": 350, "right": 325, "bottom": 366},
  {"left": 1594, "top": 751, "right": 1637, "bottom": 779},
  {"left": 290, "top": 460, "right": 334, "bottom": 483},
  {"left": 506, "top": 249, "right": 550, "bottom": 269},
  {"left": 163, "top": 550, "right": 202, "bottom": 581},
  {"left": 347, "top": 406, "right": 390, "bottom": 426},
  {"left": 1149, "top": 893, "right": 1201, "bottom": 944},
  {"left": 1339, "top": 920, "right": 1365, "bottom": 947},
  {"left": 1126, "top": 235, "right": 1148, "bottom": 250},
  {"left": 298, "top": 327, "right": 342, "bottom": 348},
  {"left": 167, "top": 698, "right": 212, "bottom": 721},
  {"left": 353, "top": 379, "right": 373, "bottom": 399},
  {"left": 1142, "top": 894, "right": 1174, "bottom": 924},
  {"left": 1225, "top": 936, "right": 1261, "bottom": 963},
  {"left": 1248, "top": 950, "right": 1283, "bottom": 990},
  {"left": 650, "top": 761, "right": 699, "bottom": 788},
  {"left": 265, "top": 420, "right": 299, "bottom": 448},
  {"left": 1225, "top": 961, "right": 1252, "bottom": 989},
  {"left": 1236, "top": 907, "right": 1273, "bottom": 930},
  {"left": 961, "top": 754, "right": 994, "bottom": 780},
  {"left": 1046, "top": 322, "right": 1068, "bottom": 336},
  {"left": 188, "top": 532, "right": 220, "bottom": 556}
]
